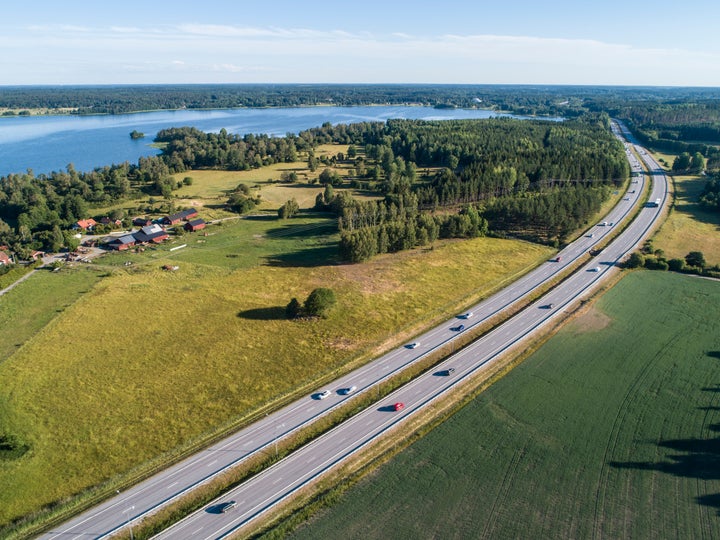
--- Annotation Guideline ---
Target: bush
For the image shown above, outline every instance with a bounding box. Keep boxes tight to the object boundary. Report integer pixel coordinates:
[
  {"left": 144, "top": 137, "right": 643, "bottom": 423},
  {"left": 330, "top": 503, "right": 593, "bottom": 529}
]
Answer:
[
  {"left": 626, "top": 252, "right": 645, "bottom": 269},
  {"left": 668, "top": 258, "right": 686, "bottom": 272},
  {"left": 685, "top": 251, "right": 706, "bottom": 269},
  {"left": 304, "top": 288, "right": 337, "bottom": 318}
]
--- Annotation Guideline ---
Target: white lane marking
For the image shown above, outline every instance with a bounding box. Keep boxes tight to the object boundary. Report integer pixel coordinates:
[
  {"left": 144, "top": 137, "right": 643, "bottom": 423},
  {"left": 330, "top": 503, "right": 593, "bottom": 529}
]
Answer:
[
  {"left": 192, "top": 527, "right": 204, "bottom": 535},
  {"left": 243, "top": 440, "right": 254, "bottom": 446},
  {"left": 166, "top": 481, "right": 178, "bottom": 489},
  {"left": 206, "top": 460, "right": 217, "bottom": 467}
]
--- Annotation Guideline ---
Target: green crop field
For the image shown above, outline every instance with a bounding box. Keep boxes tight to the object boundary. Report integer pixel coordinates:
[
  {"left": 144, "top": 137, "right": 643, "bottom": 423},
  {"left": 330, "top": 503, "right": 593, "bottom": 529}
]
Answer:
[
  {"left": 290, "top": 271, "right": 720, "bottom": 540},
  {"left": 0, "top": 214, "right": 552, "bottom": 530}
]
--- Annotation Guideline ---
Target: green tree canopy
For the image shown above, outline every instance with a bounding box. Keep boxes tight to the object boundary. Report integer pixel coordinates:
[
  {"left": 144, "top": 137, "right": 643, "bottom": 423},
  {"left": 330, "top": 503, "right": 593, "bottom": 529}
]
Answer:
[{"left": 304, "top": 288, "right": 337, "bottom": 318}]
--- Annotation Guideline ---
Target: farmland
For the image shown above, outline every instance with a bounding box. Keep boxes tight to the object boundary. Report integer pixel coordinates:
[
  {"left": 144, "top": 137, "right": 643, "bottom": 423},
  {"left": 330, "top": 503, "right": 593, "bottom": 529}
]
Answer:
[
  {"left": 289, "top": 271, "right": 720, "bottom": 540},
  {"left": 652, "top": 152, "right": 720, "bottom": 266},
  {"left": 0, "top": 214, "right": 553, "bottom": 529}
]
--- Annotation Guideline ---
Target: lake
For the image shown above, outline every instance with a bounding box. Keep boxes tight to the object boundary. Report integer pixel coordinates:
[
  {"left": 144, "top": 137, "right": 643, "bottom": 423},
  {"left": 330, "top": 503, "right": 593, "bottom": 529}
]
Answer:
[{"left": 0, "top": 106, "right": 552, "bottom": 177}]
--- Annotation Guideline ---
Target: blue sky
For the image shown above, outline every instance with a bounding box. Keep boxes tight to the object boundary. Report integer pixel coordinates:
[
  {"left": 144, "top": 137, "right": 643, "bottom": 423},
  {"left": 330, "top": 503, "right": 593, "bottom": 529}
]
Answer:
[{"left": 2, "top": 0, "right": 719, "bottom": 86}]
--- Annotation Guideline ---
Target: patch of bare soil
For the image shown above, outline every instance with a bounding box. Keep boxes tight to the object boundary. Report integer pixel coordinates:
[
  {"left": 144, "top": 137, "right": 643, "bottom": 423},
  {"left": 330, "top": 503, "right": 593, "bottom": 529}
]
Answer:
[{"left": 572, "top": 304, "right": 612, "bottom": 333}]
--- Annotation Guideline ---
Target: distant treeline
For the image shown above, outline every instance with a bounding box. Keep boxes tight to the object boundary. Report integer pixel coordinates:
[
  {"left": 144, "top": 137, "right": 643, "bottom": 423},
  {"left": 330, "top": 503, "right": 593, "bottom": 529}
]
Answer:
[{"left": 1, "top": 84, "right": 718, "bottom": 122}]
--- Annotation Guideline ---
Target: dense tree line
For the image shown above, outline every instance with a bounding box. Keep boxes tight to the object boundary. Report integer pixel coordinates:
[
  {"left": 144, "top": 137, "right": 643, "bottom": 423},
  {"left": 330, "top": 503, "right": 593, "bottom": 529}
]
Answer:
[
  {"left": 154, "top": 127, "right": 303, "bottom": 171},
  {"left": 700, "top": 173, "right": 720, "bottom": 213}
]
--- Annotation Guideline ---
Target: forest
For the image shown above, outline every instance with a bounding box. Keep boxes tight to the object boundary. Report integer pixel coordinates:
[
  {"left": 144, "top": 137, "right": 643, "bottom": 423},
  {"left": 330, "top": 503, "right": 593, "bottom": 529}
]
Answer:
[{"left": 0, "top": 113, "right": 627, "bottom": 261}]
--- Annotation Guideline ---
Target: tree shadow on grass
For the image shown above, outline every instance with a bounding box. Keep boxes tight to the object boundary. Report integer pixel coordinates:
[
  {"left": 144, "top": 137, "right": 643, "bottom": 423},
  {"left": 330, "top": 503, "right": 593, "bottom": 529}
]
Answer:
[
  {"left": 610, "top": 436, "right": 720, "bottom": 512},
  {"left": 237, "top": 306, "right": 287, "bottom": 320},
  {"left": 265, "top": 245, "right": 339, "bottom": 268},
  {"left": 707, "top": 351, "right": 720, "bottom": 360}
]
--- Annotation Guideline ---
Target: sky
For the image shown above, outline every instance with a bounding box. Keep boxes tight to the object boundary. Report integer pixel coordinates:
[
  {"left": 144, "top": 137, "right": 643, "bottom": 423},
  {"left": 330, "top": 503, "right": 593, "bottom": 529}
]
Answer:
[{"left": 1, "top": 0, "right": 720, "bottom": 87}]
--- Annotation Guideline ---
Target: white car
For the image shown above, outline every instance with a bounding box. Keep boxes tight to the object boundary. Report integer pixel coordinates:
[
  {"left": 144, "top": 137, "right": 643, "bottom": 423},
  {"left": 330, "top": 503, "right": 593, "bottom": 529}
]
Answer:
[
  {"left": 341, "top": 385, "right": 357, "bottom": 395},
  {"left": 316, "top": 390, "right": 331, "bottom": 400},
  {"left": 460, "top": 311, "right": 474, "bottom": 319},
  {"left": 589, "top": 267, "right": 601, "bottom": 272},
  {"left": 406, "top": 342, "right": 420, "bottom": 349}
]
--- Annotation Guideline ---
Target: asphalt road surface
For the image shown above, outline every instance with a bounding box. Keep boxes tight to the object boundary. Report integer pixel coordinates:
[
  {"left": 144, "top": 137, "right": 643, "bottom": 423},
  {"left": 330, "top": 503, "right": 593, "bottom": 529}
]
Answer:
[
  {"left": 40, "top": 122, "right": 664, "bottom": 539},
  {"left": 151, "top": 125, "right": 668, "bottom": 539}
]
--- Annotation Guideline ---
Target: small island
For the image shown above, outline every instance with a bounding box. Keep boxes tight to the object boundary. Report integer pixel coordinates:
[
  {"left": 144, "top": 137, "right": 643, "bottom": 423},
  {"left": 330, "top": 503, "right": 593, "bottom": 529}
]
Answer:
[{"left": 129, "top": 129, "right": 145, "bottom": 139}]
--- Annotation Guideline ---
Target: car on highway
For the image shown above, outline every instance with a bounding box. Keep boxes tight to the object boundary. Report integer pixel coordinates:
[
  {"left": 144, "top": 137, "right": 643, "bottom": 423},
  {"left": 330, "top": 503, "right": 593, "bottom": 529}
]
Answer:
[
  {"left": 543, "top": 303, "right": 555, "bottom": 309},
  {"left": 406, "top": 342, "right": 420, "bottom": 349},
  {"left": 599, "top": 221, "right": 608, "bottom": 226},
  {"left": 393, "top": 402, "right": 405, "bottom": 411},
  {"left": 316, "top": 390, "right": 331, "bottom": 400},
  {"left": 587, "top": 233, "right": 595, "bottom": 238},
  {"left": 555, "top": 256, "right": 561, "bottom": 262},
  {"left": 589, "top": 267, "right": 601, "bottom": 272},
  {"left": 341, "top": 385, "right": 357, "bottom": 395},
  {"left": 218, "top": 501, "right": 237, "bottom": 513},
  {"left": 459, "top": 311, "right": 474, "bottom": 319},
  {"left": 451, "top": 324, "right": 465, "bottom": 332},
  {"left": 439, "top": 368, "right": 456, "bottom": 376}
]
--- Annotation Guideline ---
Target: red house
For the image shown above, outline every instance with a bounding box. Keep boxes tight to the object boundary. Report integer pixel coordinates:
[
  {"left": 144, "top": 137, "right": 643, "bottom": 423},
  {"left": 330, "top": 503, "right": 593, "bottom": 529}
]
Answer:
[
  {"left": 75, "top": 218, "right": 97, "bottom": 230},
  {"left": 184, "top": 218, "right": 206, "bottom": 232},
  {"left": 163, "top": 209, "right": 199, "bottom": 225}
]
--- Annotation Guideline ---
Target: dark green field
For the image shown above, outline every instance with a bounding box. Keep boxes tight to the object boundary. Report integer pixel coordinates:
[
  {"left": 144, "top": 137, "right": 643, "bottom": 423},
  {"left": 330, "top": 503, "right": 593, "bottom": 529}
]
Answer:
[{"left": 290, "top": 271, "right": 720, "bottom": 540}]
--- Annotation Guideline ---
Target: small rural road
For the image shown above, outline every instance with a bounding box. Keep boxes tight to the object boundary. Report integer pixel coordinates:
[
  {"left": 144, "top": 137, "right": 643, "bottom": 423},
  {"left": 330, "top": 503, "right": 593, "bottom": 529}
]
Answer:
[{"left": 39, "top": 122, "right": 663, "bottom": 539}]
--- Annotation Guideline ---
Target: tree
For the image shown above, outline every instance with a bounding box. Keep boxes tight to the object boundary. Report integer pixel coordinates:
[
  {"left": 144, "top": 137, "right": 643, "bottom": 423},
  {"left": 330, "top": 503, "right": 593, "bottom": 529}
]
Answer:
[
  {"left": 685, "top": 251, "right": 706, "bottom": 268},
  {"left": 690, "top": 152, "right": 706, "bottom": 173},
  {"left": 304, "top": 288, "right": 337, "bottom": 318},
  {"left": 285, "top": 298, "right": 302, "bottom": 319},
  {"left": 278, "top": 198, "right": 300, "bottom": 219},
  {"left": 626, "top": 252, "right": 645, "bottom": 268},
  {"left": 672, "top": 152, "right": 692, "bottom": 172}
]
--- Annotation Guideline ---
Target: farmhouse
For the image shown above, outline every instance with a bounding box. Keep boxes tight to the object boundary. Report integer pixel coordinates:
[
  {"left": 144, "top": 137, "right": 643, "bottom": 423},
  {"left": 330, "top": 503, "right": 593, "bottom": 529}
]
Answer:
[
  {"left": 0, "top": 251, "right": 11, "bottom": 266},
  {"left": 108, "top": 234, "right": 137, "bottom": 251},
  {"left": 162, "top": 208, "right": 198, "bottom": 225},
  {"left": 132, "top": 224, "right": 169, "bottom": 244},
  {"left": 100, "top": 217, "right": 123, "bottom": 227},
  {"left": 74, "top": 218, "right": 97, "bottom": 231},
  {"left": 133, "top": 217, "right": 153, "bottom": 227},
  {"left": 184, "top": 218, "right": 206, "bottom": 232}
]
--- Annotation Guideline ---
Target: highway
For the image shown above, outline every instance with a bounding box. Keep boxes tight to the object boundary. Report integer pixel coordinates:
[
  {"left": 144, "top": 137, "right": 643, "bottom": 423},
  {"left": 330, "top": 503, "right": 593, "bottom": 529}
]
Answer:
[
  {"left": 40, "top": 122, "right": 661, "bottom": 539},
  {"left": 152, "top": 125, "right": 668, "bottom": 539}
]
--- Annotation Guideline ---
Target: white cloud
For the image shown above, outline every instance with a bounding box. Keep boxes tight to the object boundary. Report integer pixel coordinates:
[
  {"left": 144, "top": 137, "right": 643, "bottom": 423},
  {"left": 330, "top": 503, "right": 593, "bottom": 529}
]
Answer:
[{"left": 3, "top": 23, "right": 720, "bottom": 85}]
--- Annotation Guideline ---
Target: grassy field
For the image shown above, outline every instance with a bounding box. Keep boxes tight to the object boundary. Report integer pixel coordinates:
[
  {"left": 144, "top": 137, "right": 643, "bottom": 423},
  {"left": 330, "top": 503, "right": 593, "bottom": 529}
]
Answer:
[
  {"left": 290, "top": 271, "right": 720, "bottom": 540},
  {"left": 93, "top": 143, "right": 378, "bottom": 221},
  {"left": 0, "top": 214, "right": 553, "bottom": 528},
  {"left": 0, "top": 268, "right": 103, "bottom": 365},
  {"left": 653, "top": 171, "right": 720, "bottom": 266}
]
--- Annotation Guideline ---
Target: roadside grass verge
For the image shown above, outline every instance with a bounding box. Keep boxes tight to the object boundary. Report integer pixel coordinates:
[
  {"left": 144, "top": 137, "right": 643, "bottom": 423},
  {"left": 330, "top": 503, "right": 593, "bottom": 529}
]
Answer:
[
  {"left": 285, "top": 271, "right": 720, "bottom": 540},
  {"left": 0, "top": 218, "right": 553, "bottom": 532}
]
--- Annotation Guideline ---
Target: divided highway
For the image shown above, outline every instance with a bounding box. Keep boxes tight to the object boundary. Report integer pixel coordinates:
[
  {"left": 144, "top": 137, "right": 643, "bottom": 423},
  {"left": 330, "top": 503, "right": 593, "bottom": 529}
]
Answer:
[{"left": 40, "top": 122, "right": 663, "bottom": 539}]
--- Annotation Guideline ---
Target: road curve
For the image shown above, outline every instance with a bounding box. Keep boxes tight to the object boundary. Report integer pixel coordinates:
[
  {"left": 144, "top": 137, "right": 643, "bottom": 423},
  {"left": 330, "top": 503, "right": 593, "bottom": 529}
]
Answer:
[{"left": 40, "top": 121, "right": 658, "bottom": 540}]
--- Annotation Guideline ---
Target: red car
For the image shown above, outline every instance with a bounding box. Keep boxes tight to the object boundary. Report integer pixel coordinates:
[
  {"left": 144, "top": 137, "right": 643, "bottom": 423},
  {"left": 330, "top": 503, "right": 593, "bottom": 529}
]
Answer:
[{"left": 393, "top": 402, "right": 405, "bottom": 411}]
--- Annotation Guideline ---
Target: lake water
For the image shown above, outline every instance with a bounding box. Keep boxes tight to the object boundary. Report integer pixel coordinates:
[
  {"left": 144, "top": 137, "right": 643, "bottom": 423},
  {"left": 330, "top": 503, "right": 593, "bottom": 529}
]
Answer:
[{"left": 0, "top": 106, "right": 550, "bottom": 177}]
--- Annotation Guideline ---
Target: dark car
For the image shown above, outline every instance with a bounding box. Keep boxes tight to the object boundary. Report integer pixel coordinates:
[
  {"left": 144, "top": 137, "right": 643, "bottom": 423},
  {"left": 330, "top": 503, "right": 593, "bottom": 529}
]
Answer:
[
  {"left": 451, "top": 324, "right": 465, "bottom": 332},
  {"left": 440, "top": 368, "right": 456, "bottom": 376}
]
